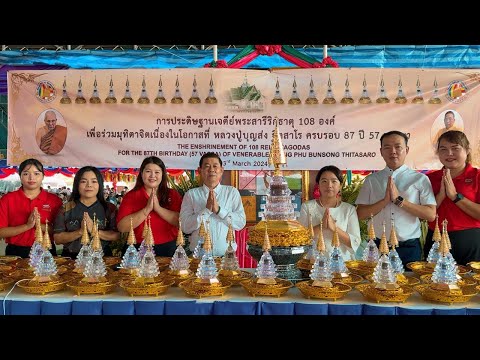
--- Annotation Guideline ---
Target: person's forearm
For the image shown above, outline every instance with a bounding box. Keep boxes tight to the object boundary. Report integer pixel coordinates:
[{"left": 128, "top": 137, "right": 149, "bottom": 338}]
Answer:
[
  {"left": 455, "top": 198, "right": 480, "bottom": 220},
  {"left": 435, "top": 193, "right": 446, "bottom": 208},
  {"left": 97, "top": 230, "right": 121, "bottom": 241},
  {"left": 117, "top": 208, "right": 148, "bottom": 232},
  {"left": 53, "top": 230, "right": 82, "bottom": 244},
  {"left": 0, "top": 224, "right": 32, "bottom": 238},
  {"left": 357, "top": 199, "right": 388, "bottom": 220},
  {"left": 400, "top": 201, "right": 436, "bottom": 222},
  {"left": 155, "top": 207, "right": 179, "bottom": 227}
]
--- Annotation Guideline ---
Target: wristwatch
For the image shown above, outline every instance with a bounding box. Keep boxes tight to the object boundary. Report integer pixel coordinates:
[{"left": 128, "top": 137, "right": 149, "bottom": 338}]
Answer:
[
  {"left": 453, "top": 193, "right": 464, "bottom": 203},
  {"left": 216, "top": 206, "right": 221, "bottom": 214},
  {"left": 394, "top": 196, "right": 404, "bottom": 207}
]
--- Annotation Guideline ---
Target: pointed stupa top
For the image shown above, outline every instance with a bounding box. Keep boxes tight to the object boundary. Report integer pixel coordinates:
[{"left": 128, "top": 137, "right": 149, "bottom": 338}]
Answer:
[
  {"left": 203, "top": 220, "right": 212, "bottom": 251},
  {"left": 428, "top": 77, "right": 442, "bottom": 104},
  {"left": 91, "top": 222, "right": 101, "bottom": 251},
  {"left": 226, "top": 218, "right": 234, "bottom": 244},
  {"left": 34, "top": 209, "right": 43, "bottom": 243},
  {"left": 42, "top": 220, "right": 52, "bottom": 250},
  {"left": 389, "top": 220, "right": 399, "bottom": 248},
  {"left": 199, "top": 216, "right": 207, "bottom": 238},
  {"left": 262, "top": 221, "right": 271, "bottom": 251},
  {"left": 317, "top": 222, "right": 325, "bottom": 252},
  {"left": 268, "top": 116, "right": 287, "bottom": 175},
  {"left": 142, "top": 218, "right": 149, "bottom": 239},
  {"left": 63, "top": 76, "right": 67, "bottom": 90},
  {"left": 331, "top": 226, "right": 340, "bottom": 248},
  {"left": 444, "top": 219, "right": 452, "bottom": 249},
  {"left": 368, "top": 214, "right": 376, "bottom": 239},
  {"left": 379, "top": 221, "right": 389, "bottom": 254},
  {"left": 176, "top": 219, "right": 185, "bottom": 246},
  {"left": 91, "top": 213, "right": 98, "bottom": 239},
  {"left": 308, "top": 214, "right": 314, "bottom": 239},
  {"left": 439, "top": 220, "right": 450, "bottom": 256},
  {"left": 432, "top": 215, "right": 441, "bottom": 242},
  {"left": 127, "top": 217, "right": 137, "bottom": 246},
  {"left": 145, "top": 216, "right": 154, "bottom": 247},
  {"left": 78, "top": 77, "right": 83, "bottom": 89},
  {"left": 81, "top": 218, "right": 90, "bottom": 245}
]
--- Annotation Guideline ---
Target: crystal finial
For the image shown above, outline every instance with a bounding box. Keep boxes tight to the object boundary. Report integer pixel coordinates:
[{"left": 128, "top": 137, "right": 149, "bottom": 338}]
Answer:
[
  {"left": 205, "top": 75, "right": 217, "bottom": 104},
  {"left": 288, "top": 76, "right": 301, "bottom": 104},
  {"left": 322, "top": 74, "right": 336, "bottom": 104},
  {"left": 359, "top": 74, "right": 372, "bottom": 104}
]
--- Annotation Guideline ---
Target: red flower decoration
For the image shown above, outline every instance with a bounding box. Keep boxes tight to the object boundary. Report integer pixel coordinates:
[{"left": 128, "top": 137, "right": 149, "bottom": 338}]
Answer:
[
  {"left": 255, "top": 45, "right": 282, "bottom": 56},
  {"left": 203, "top": 60, "right": 229, "bottom": 68},
  {"left": 311, "top": 57, "right": 339, "bottom": 68},
  {"left": 312, "top": 62, "right": 323, "bottom": 68},
  {"left": 313, "top": 183, "right": 320, "bottom": 199}
]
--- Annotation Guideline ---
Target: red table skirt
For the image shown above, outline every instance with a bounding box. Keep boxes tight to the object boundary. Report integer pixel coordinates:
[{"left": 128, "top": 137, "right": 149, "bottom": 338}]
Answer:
[{"left": 235, "top": 228, "right": 257, "bottom": 268}]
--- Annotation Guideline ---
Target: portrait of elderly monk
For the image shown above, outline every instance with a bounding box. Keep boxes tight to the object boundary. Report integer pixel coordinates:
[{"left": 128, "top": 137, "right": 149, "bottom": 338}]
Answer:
[
  {"left": 431, "top": 110, "right": 463, "bottom": 147},
  {"left": 35, "top": 110, "right": 67, "bottom": 155}
]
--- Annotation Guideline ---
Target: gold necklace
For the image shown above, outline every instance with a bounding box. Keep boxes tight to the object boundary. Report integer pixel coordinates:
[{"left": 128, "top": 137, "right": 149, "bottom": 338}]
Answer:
[{"left": 318, "top": 198, "right": 339, "bottom": 208}]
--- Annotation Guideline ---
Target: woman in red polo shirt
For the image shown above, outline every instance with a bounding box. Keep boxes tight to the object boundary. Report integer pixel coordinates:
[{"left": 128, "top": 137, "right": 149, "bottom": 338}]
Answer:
[
  {"left": 0, "top": 158, "right": 62, "bottom": 258},
  {"left": 117, "top": 156, "right": 182, "bottom": 257},
  {"left": 423, "top": 131, "right": 480, "bottom": 265}
]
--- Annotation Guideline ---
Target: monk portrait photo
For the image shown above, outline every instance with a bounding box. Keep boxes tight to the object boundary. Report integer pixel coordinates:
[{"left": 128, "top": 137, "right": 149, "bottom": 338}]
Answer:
[
  {"left": 430, "top": 110, "right": 464, "bottom": 147},
  {"left": 35, "top": 109, "right": 68, "bottom": 155}
]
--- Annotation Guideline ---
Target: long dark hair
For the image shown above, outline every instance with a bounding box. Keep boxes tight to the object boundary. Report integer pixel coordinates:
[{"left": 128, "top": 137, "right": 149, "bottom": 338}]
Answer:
[
  {"left": 133, "top": 156, "right": 169, "bottom": 206},
  {"left": 315, "top": 165, "right": 343, "bottom": 184},
  {"left": 70, "top": 166, "right": 109, "bottom": 212}
]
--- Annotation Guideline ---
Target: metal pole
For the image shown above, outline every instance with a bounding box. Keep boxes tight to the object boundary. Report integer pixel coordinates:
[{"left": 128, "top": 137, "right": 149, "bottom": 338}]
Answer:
[
  {"left": 213, "top": 45, "right": 218, "bottom": 61},
  {"left": 323, "top": 45, "right": 328, "bottom": 59}
]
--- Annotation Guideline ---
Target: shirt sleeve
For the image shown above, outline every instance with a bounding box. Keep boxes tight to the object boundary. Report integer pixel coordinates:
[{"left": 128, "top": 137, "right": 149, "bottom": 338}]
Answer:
[
  {"left": 116, "top": 191, "right": 135, "bottom": 225},
  {"left": 345, "top": 204, "right": 361, "bottom": 254},
  {"left": 179, "top": 190, "right": 204, "bottom": 235},
  {"left": 53, "top": 205, "right": 67, "bottom": 233},
  {"left": 0, "top": 196, "right": 9, "bottom": 228},
  {"left": 355, "top": 176, "right": 371, "bottom": 205},
  {"left": 220, "top": 188, "right": 246, "bottom": 231},
  {"left": 419, "top": 175, "right": 437, "bottom": 206},
  {"left": 298, "top": 202, "right": 309, "bottom": 227},
  {"left": 168, "top": 189, "right": 183, "bottom": 212}
]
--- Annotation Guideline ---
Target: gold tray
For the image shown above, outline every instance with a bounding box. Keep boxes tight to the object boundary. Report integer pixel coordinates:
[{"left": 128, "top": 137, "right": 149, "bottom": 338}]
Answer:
[
  {"left": 103, "top": 256, "right": 121, "bottom": 267},
  {"left": 467, "top": 261, "right": 480, "bottom": 273},
  {"left": 332, "top": 273, "right": 364, "bottom": 285},
  {"left": 0, "top": 256, "right": 20, "bottom": 264},
  {"left": 344, "top": 260, "right": 377, "bottom": 276},
  {"left": 240, "top": 278, "right": 293, "bottom": 297},
  {"left": 67, "top": 278, "right": 118, "bottom": 295},
  {"left": 296, "top": 258, "right": 314, "bottom": 271},
  {"left": 120, "top": 277, "right": 175, "bottom": 296},
  {"left": 420, "top": 274, "right": 477, "bottom": 288},
  {"left": 296, "top": 280, "right": 352, "bottom": 300},
  {"left": 407, "top": 261, "right": 470, "bottom": 276},
  {"left": 162, "top": 269, "right": 195, "bottom": 286},
  {"left": 0, "top": 277, "right": 15, "bottom": 291},
  {"left": 415, "top": 284, "right": 478, "bottom": 304},
  {"left": 0, "top": 264, "right": 14, "bottom": 273},
  {"left": 17, "top": 276, "right": 67, "bottom": 295},
  {"left": 179, "top": 278, "right": 231, "bottom": 298},
  {"left": 356, "top": 283, "right": 414, "bottom": 303},
  {"left": 189, "top": 257, "right": 222, "bottom": 272},
  {"left": 365, "top": 274, "right": 420, "bottom": 286},
  {"left": 218, "top": 269, "right": 253, "bottom": 286}
]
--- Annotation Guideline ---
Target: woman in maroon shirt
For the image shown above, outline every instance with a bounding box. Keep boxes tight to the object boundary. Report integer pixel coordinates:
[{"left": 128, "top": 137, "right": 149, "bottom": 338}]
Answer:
[{"left": 423, "top": 131, "right": 480, "bottom": 265}]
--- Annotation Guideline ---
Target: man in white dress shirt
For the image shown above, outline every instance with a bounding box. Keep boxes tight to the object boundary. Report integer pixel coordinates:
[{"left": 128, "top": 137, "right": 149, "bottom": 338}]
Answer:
[
  {"left": 180, "top": 152, "right": 246, "bottom": 256},
  {"left": 356, "top": 131, "right": 436, "bottom": 265}
]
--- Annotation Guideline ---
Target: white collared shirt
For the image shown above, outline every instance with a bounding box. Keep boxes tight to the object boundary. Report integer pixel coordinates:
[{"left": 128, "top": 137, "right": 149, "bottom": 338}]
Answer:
[
  {"left": 355, "top": 164, "right": 436, "bottom": 241},
  {"left": 180, "top": 183, "right": 246, "bottom": 256}
]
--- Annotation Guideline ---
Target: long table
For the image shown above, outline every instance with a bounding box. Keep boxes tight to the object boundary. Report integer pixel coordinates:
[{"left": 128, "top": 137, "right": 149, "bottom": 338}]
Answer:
[{"left": 2, "top": 281, "right": 480, "bottom": 315}]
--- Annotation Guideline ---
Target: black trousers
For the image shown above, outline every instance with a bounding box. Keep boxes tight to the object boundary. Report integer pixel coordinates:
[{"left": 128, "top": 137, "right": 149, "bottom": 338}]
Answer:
[
  {"left": 6, "top": 244, "right": 57, "bottom": 258},
  {"left": 423, "top": 228, "right": 480, "bottom": 266},
  {"left": 374, "top": 238, "right": 421, "bottom": 266},
  {"left": 61, "top": 245, "right": 113, "bottom": 259},
  {"left": 121, "top": 240, "right": 177, "bottom": 258}
]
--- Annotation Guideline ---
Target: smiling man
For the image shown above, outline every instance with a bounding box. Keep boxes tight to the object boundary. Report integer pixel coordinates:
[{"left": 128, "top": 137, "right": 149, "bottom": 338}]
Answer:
[
  {"left": 180, "top": 152, "right": 246, "bottom": 256},
  {"left": 356, "top": 130, "right": 437, "bottom": 265},
  {"left": 35, "top": 110, "right": 67, "bottom": 155}
]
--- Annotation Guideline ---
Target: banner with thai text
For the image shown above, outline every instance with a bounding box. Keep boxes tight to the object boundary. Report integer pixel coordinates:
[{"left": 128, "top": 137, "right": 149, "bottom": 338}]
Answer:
[{"left": 8, "top": 68, "right": 480, "bottom": 170}]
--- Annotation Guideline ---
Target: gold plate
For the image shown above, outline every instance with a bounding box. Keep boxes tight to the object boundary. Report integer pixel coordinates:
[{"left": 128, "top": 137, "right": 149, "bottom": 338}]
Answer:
[
  {"left": 240, "top": 278, "right": 293, "bottom": 297},
  {"left": 467, "top": 261, "right": 480, "bottom": 273},
  {"left": 356, "top": 283, "right": 414, "bottom": 303},
  {"left": 296, "top": 258, "right": 314, "bottom": 271},
  {"left": 103, "top": 257, "right": 121, "bottom": 267},
  {"left": 66, "top": 278, "right": 118, "bottom": 295},
  {"left": 179, "top": 278, "right": 231, "bottom": 298},
  {"left": 332, "top": 273, "right": 364, "bottom": 285},
  {"left": 365, "top": 274, "right": 420, "bottom": 286},
  {"left": 218, "top": 270, "right": 253, "bottom": 286},
  {"left": 120, "top": 277, "right": 175, "bottom": 296},
  {"left": 0, "top": 265, "right": 14, "bottom": 273},
  {"left": 17, "top": 276, "right": 67, "bottom": 295},
  {"left": 0, "top": 256, "right": 20, "bottom": 264},
  {"left": 162, "top": 270, "right": 194, "bottom": 286},
  {"left": 296, "top": 280, "right": 352, "bottom": 300},
  {"left": 407, "top": 261, "right": 470, "bottom": 276},
  {"left": 415, "top": 284, "right": 478, "bottom": 304},
  {"left": 344, "top": 260, "right": 377, "bottom": 276},
  {"left": 0, "top": 277, "right": 15, "bottom": 291},
  {"left": 420, "top": 274, "right": 476, "bottom": 288}
]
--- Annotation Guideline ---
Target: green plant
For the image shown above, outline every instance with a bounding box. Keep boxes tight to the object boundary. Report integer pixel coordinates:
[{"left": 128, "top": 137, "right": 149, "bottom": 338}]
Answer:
[{"left": 167, "top": 171, "right": 200, "bottom": 196}]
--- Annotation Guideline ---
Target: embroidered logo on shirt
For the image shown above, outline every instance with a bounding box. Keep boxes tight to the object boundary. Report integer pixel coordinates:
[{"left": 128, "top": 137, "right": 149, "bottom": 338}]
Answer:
[
  {"left": 465, "top": 178, "right": 473, "bottom": 183},
  {"left": 42, "top": 204, "right": 51, "bottom": 212}
]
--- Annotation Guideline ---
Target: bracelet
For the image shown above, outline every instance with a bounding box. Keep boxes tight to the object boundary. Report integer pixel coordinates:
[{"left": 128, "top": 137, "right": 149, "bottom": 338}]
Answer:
[{"left": 216, "top": 206, "right": 221, "bottom": 215}]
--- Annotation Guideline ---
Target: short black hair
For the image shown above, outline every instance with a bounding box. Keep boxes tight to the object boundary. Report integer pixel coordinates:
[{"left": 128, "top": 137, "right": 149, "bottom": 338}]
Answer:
[
  {"left": 315, "top": 165, "right": 343, "bottom": 184},
  {"left": 199, "top": 152, "right": 222, "bottom": 167},
  {"left": 380, "top": 131, "right": 409, "bottom": 146},
  {"left": 18, "top": 158, "right": 44, "bottom": 175}
]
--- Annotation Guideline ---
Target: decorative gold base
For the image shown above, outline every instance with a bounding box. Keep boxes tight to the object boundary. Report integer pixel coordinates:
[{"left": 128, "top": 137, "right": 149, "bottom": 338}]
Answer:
[
  {"left": 394, "top": 97, "right": 407, "bottom": 104},
  {"left": 137, "top": 97, "right": 150, "bottom": 104},
  {"left": 344, "top": 260, "right": 377, "bottom": 277},
  {"left": 60, "top": 97, "right": 72, "bottom": 104},
  {"left": 105, "top": 97, "right": 117, "bottom": 104},
  {"left": 305, "top": 97, "right": 319, "bottom": 104},
  {"left": 66, "top": 277, "right": 118, "bottom": 295},
  {"left": 415, "top": 284, "right": 478, "bottom": 304},
  {"left": 322, "top": 98, "right": 336, "bottom": 104},
  {"left": 240, "top": 278, "right": 293, "bottom": 297},
  {"left": 411, "top": 97, "right": 424, "bottom": 104},
  {"left": 467, "top": 261, "right": 480, "bottom": 273},
  {"left": 332, "top": 272, "right": 363, "bottom": 285},
  {"left": 420, "top": 274, "right": 476, "bottom": 288},
  {"left": 179, "top": 278, "right": 231, "bottom": 298},
  {"left": 75, "top": 97, "right": 86, "bottom": 104},
  {"left": 163, "top": 269, "right": 194, "bottom": 286},
  {"left": 376, "top": 97, "right": 390, "bottom": 104},
  {"left": 188, "top": 97, "right": 201, "bottom": 104},
  {"left": 154, "top": 97, "right": 167, "bottom": 104},
  {"left": 296, "top": 280, "right": 352, "bottom": 300},
  {"left": 358, "top": 97, "right": 372, "bottom": 104},
  {"left": 17, "top": 276, "right": 67, "bottom": 295},
  {"left": 0, "top": 277, "right": 15, "bottom": 291},
  {"left": 0, "top": 256, "right": 20, "bottom": 264},
  {"left": 120, "top": 277, "right": 175, "bottom": 296},
  {"left": 428, "top": 97, "right": 442, "bottom": 104},
  {"left": 365, "top": 273, "right": 420, "bottom": 286},
  {"left": 270, "top": 98, "right": 284, "bottom": 105},
  {"left": 356, "top": 283, "right": 414, "bottom": 303},
  {"left": 340, "top": 97, "right": 354, "bottom": 104},
  {"left": 189, "top": 257, "right": 222, "bottom": 272},
  {"left": 0, "top": 264, "right": 14, "bottom": 274},
  {"left": 89, "top": 97, "right": 101, "bottom": 104},
  {"left": 218, "top": 269, "right": 253, "bottom": 286},
  {"left": 288, "top": 98, "right": 302, "bottom": 105},
  {"left": 296, "top": 258, "right": 314, "bottom": 272},
  {"left": 116, "top": 267, "right": 139, "bottom": 277},
  {"left": 171, "top": 97, "right": 184, "bottom": 104},
  {"left": 248, "top": 220, "right": 311, "bottom": 247},
  {"left": 121, "top": 97, "right": 134, "bottom": 104},
  {"left": 103, "top": 257, "right": 121, "bottom": 267},
  {"left": 205, "top": 96, "right": 218, "bottom": 104},
  {"left": 407, "top": 261, "right": 470, "bottom": 276}
]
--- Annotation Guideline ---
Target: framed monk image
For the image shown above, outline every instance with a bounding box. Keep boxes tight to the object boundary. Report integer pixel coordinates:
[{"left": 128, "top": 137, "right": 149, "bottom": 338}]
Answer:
[
  {"left": 35, "top": 109, "right": 68, "bottom": 155},
  {"left": 430, "top": 110, "right": 464, "bottom": 148}
]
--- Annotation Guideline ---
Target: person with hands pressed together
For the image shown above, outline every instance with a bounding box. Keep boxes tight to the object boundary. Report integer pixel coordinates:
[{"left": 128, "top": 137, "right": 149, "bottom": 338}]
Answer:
[
  {"left": 117, "top": 156, "right": 182, "bottom": 257},
  {"left": 180, "top": 152, "right": 246, "bottom": 257},
  {"left": 423, "top": 130, "right": 480, "bottom": 265},
  {"left": 356, "top": 131, "right": 436, "bottom": 265},
  {"left": 54, "top": 166, "right": 119, "bottom": 258},
  {"left": 0, "top": 158, "right": 62, "bottom": 258},
  {"left": 299, "top": 165, "right": 361, "bottom": 260}
]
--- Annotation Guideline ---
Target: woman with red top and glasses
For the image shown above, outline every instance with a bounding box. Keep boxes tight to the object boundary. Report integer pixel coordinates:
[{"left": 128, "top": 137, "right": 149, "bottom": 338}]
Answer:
[
  {"left": 423, "top": 130, "right": 480, "bottom": 265},
  {"left": 117, "top": 156, "right": 182, "bottom": 257},
  {"left": 0, "top": 158, "right": 62, "bottom": 258}
]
